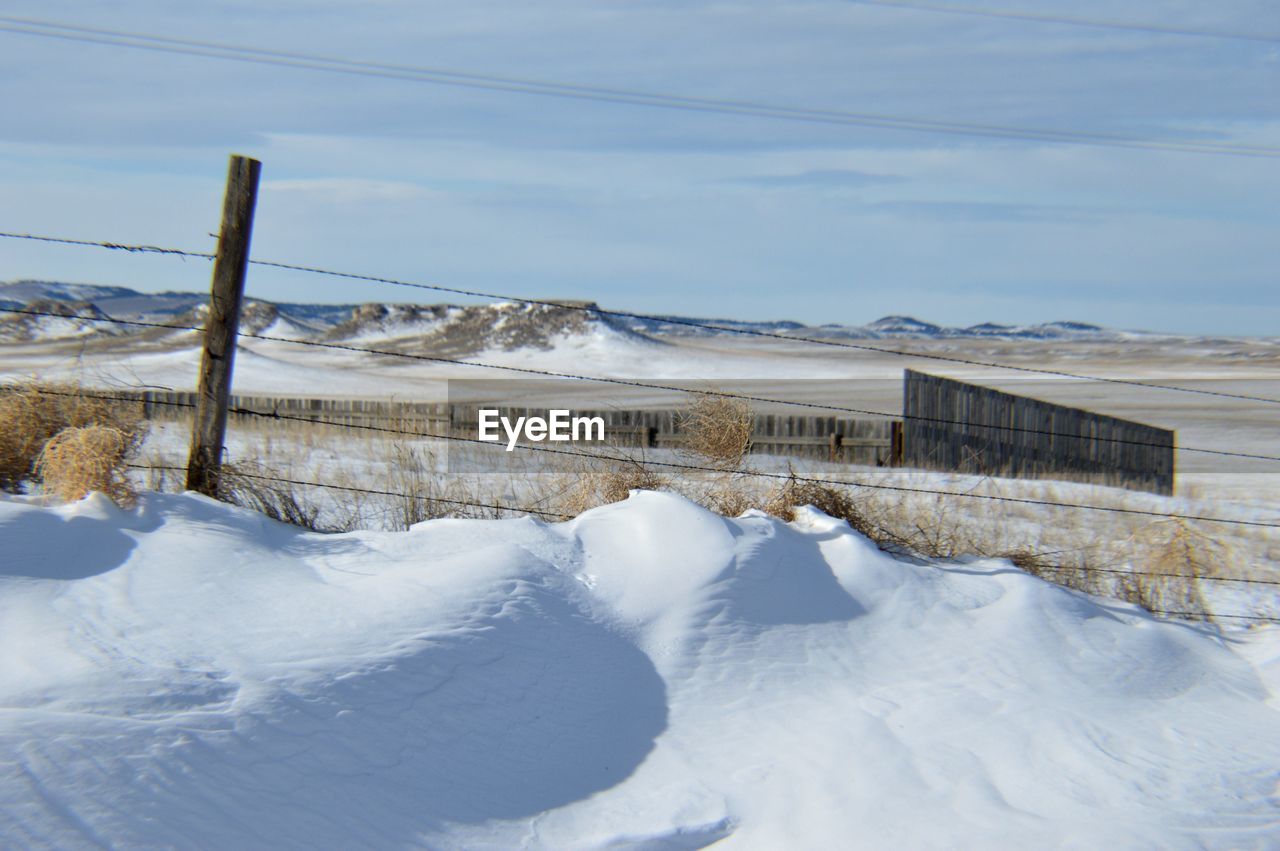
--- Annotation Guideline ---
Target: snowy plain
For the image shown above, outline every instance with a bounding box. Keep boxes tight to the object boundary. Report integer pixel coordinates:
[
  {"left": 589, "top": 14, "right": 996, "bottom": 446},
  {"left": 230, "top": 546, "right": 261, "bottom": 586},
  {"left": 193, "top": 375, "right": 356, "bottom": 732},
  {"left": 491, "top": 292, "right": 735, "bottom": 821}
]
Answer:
[
  {"left": 3, "top": 300, "right": 1280, "bottom": 847},
  {"left": 1, "top": 490, "right": 1279, "bottom": 849}
]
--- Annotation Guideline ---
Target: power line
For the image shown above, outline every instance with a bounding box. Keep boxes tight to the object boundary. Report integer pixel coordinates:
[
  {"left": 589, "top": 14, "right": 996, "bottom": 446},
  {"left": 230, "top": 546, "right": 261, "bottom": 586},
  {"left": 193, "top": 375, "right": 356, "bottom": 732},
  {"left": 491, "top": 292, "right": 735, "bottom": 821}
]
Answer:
[
  {"left": 4, "top": 304, "right": 1277, "bottom": 465},
  {"left": 5, "top": 230, "right": 1280, "bottom": 407},
  {"left": 847, "top": 1, "right": 1280, "bottom": 45},
  {"left": 2, "top": 15, "right": 1279, "bottom": 159},
  {"left": 14, "top": 383, "right": 1279, "bottom": 531}
]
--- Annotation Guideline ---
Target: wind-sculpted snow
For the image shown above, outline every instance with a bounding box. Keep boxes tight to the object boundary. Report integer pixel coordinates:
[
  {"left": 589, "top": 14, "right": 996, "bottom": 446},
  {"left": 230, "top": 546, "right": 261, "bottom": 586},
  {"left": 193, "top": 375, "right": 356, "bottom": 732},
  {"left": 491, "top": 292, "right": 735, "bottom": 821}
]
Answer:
[{"left": 0, "top": 491, "right": 1278, "bottom": 849}]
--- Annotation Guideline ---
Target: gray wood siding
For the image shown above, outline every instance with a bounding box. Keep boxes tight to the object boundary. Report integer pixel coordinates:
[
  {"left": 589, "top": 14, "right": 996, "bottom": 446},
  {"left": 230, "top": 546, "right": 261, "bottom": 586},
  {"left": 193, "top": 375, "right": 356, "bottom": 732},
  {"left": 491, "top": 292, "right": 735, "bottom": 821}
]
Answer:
[{"left": 902, "top": 370, "right": 1175, "bottom": 494}]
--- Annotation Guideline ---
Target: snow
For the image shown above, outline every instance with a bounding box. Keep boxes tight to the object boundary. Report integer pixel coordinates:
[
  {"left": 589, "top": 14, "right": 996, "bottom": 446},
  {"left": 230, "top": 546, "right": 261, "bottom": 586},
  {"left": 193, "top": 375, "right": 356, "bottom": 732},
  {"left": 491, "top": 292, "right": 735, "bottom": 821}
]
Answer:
[{"left": 2, "top": 489, "right": 1278, "bottom": 848}]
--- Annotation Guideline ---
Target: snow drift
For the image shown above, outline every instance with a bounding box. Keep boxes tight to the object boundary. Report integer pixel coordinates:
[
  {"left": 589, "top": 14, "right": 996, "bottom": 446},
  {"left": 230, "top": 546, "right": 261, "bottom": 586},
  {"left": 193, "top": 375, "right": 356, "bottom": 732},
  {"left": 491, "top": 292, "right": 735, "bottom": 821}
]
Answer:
[{"left": 0, "top": 490, "right": 1277, "bottom": 849}]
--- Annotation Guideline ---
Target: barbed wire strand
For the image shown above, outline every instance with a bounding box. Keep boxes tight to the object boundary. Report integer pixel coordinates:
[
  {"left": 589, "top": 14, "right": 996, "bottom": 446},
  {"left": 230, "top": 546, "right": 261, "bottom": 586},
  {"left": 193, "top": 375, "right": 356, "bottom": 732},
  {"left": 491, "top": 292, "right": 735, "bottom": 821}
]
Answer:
[
  {"left": 4, "top": 230, "right": 1278, "bottom": 406},
  {"left": 13, "top": 383, "right": 1279, "bottom": 531},
  {"left": 3, "top": 304, "right": 1274, "bottom": 465},
  {"left": 130, "top": 464, "right": 568, "bottom": 520},
  {"left": 127, "top": 467, "right": 1280, "bottom": 621},
  {"left": 6, "top": 386, "right": 1274, "bottom": 622}
]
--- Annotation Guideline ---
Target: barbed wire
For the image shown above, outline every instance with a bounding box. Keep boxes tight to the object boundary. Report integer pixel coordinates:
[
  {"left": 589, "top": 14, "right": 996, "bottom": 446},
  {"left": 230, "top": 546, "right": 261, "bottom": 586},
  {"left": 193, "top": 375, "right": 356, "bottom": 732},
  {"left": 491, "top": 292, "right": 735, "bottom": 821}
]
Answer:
[
  {"left": 1148, "top": 611, "right": 1277, "bottom": 623},
  {"left": 6, "top": 385, "right": 1275, "bottom": 623},
  {"left": 4, "top": 230, "right": 1278, "bottom": 406},
  {"left": 1022, "top": 562, "right": 1280, "bottom": 588},
  {"left": 126, "top": 462, "right": 1280, "bottom": 625},
  {"left": 130, "top": 464, "right": 569, "bottom": 520},
  {"left": 3, "top": 304, "right": 1277, "bottom": 466},
  {"left": 13, "top": 383, "right": 1279, "bottom": 531}
]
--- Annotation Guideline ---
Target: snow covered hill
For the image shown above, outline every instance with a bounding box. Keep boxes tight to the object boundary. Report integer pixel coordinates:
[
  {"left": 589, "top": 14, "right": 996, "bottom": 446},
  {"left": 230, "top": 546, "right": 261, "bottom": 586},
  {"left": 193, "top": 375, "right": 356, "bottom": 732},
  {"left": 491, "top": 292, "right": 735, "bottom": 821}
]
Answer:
[
  {"left": 0, "top": 279, "right": 1169, "bottom": 352},
  {"left": 1, "top": 490, "right": 1277, "bottom": 849}
]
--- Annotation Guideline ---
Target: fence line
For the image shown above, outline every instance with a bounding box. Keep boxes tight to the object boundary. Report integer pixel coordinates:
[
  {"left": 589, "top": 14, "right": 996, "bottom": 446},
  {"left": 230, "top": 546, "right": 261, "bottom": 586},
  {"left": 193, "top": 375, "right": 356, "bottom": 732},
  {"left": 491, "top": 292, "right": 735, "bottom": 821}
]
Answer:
[
  {"left": 126, "top": 462, "right": 1280, "bottom": 624},
  {"left": 4, "top": 231, "right": 1280, "bottom": 406},
  {"left": 903, "top": 370, "right": 1176, "bottom": 495},
  {"left": 131, "top": 464, "right": 569, "bottom": 520},
  {"left": 16, "top": 384, "right": 1277, "bottom": 531},
  {"left": 9, "top": 385, "right": 1277, "bottom": 625},
  {"left": 4, "top": 305, "right": 1277, "bottom": 466}
]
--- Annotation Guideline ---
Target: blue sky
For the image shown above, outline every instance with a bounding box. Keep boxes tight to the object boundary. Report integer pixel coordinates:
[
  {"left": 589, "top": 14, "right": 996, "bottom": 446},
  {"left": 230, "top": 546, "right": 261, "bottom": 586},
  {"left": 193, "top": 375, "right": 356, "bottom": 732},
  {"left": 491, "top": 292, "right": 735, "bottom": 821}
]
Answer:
[{"left": 1, "top": 1, "right": 1277, "bottom": 334}]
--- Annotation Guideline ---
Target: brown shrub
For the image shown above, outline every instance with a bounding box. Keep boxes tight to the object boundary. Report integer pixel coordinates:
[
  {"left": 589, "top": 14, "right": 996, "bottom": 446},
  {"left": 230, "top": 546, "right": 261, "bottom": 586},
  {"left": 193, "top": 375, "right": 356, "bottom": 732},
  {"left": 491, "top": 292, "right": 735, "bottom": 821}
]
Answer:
[
  {"left": 678, "top": 393, "right": 753, "bottom": 468},
  {"left": 763, "top": 473, "right": 878, "bottom": 539},
  {"left": 34, "top": 425, "right": 138, "bottom": 506},
  {"left": 1002, "top": 547, "right": 1107, "bottom": 596},
  {"left": 558, "top": 458, "right": 668, "bottom": 516},
  {"left": 1115, "top": 520, "right": 1217, "bottom": 621},
  {"left": 0, "top": 382, "right": 144, "bottom": 492},
  {"left": 219, "top": 461, "right": 325, "bottom": 530},
  {"left": 702, "top": 483, "right": 759, "bottom": 518}
]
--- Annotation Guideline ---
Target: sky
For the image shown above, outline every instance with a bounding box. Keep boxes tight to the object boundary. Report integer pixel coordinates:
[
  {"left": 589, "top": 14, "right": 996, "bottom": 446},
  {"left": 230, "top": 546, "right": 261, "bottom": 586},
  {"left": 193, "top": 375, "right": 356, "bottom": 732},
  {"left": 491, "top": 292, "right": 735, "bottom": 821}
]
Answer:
[{"left": 0, "top": 0, "right": 1277, "bottom": 335}]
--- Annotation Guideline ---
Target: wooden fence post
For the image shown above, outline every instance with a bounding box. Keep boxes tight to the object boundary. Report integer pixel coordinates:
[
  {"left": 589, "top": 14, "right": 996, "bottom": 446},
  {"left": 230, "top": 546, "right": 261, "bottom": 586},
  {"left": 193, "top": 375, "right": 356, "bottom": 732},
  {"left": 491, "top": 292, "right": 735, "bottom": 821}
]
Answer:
[{"left": 186, "top": 154, "right": 261, "bottom": 497}]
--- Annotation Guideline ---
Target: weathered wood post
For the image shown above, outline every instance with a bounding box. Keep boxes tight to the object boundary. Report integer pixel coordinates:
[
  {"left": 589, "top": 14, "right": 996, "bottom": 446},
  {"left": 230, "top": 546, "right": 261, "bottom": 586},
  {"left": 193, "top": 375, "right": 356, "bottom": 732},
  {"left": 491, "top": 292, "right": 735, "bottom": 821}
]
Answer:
[
  {"left": 186, "top": 154, "right": 261, "bottom": 497},
  {"left": 890, "top": 420, "right": 904, "bottom": 467}
]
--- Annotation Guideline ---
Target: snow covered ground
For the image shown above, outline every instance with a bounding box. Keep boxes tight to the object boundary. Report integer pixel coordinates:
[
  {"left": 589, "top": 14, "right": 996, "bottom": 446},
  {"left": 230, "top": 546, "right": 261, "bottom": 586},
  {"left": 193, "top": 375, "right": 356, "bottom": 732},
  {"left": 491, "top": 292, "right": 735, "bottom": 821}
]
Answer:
[
  {"left": 3, "top": 330, "right": 1279, "bottom": 478},
  {"left": 1, "top": 489, "right": 1278, "bottom": 849}
]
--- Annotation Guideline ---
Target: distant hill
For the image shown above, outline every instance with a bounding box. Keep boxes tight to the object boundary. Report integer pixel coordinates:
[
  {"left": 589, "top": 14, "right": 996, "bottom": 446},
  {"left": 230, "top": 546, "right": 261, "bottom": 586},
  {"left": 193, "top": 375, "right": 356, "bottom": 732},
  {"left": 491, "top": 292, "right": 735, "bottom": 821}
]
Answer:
[{"left": 0, "top": 279, "right": 1167, "bottom": 354}]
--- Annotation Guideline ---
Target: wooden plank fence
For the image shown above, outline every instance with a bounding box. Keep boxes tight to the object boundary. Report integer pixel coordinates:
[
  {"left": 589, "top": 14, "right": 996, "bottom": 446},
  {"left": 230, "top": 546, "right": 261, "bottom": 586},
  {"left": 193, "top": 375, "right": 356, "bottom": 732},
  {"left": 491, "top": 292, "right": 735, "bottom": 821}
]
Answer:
[
  {"left": 125, "top": 391, "right": 897, "bottom": 465},
  {"left": 901, "top": 370, "right": 1175, "bottom": 495},
  {"left": 449, "top": 406, "right": 896, "bottom": 464}
]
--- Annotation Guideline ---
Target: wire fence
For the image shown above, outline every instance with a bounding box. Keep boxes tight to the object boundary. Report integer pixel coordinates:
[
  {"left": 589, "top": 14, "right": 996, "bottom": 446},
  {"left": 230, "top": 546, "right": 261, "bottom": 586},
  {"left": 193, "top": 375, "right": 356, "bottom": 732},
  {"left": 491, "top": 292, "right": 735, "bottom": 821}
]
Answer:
[
  {"left": 8, "top": 302, "right": 1280, "bottom": 466},
  {"left": 10, "top": 382, "right": 1279, "bottom": 625},
  {"left": 17, "top": 384, "right": 1280, "bottom": 531},
  {"left": 3, "top": 231, "right": 1278, "bottom": 625},
  {"left": 5, "top": 231, "right": 1280, "bottom": 407}
]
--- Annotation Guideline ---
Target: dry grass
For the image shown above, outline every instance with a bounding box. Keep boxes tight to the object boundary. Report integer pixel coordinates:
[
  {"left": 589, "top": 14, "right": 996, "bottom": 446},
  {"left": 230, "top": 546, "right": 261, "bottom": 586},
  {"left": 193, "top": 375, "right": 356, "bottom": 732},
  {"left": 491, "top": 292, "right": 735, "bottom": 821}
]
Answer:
[
  {"left": 35, "top": 425, "right": 139, "bottom": 506},
  {"left": 678, "top": 393, "right": 753, "bottom": 468},
  {"left": 219, "top": 461, "right": 325, "bottom": 530},
  {"left": 764, "top": 472, "right": 861, "bottom": 523},
  {"left": 556, "top": 457, "right": 669, "bottom": 516},
  {"left": 126, "top": 408, "right": 1275, "bottom": 624},
  {"left": 0, "top": 381, "right": 145, "bottom": 493},
  {"left": 1116, "top": 520, "right": 1219, "bottom": 620},
  {"left": 383, "top": 440, "right": 439, "bottom": 529}
]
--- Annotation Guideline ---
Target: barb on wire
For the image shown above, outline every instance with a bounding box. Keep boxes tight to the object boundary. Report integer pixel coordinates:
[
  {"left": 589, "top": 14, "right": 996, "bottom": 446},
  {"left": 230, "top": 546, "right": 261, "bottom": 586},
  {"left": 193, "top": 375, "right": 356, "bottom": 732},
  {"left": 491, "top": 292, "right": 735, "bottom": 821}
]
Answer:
[{"left": 0, "top": 231, "right": 214, "bottom": 258}]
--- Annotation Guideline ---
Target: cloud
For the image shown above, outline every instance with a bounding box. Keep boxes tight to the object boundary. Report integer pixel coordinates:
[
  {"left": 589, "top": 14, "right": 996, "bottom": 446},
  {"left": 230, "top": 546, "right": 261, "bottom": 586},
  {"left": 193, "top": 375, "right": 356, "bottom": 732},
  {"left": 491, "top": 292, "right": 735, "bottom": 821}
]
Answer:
[
  {"left": 868, "top": 199, "right": 1099, "bottom": 223},
  {"left": 1, "top": 0, "right": 1277, "bottom": 334},
  {"left": 720, "top": 168, "right": 903, "bottom": 189},
  {"left": 263, "top": 178, "right": 426, "bottom": 203}
]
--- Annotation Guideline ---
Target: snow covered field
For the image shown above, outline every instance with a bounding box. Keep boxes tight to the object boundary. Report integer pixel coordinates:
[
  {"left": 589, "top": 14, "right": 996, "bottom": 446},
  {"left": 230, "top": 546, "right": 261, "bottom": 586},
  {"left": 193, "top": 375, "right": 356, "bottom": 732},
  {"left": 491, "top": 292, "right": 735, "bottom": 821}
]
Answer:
[
  {"left": 4, "top": 328, "right": 1279, "bottom": 477},
  {"left": 4, "top": 298, "right": 1280, "bottom": 847},
  {"left": 2, "top": 490, "right": 1278, "bottom": 848}
]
